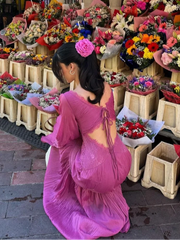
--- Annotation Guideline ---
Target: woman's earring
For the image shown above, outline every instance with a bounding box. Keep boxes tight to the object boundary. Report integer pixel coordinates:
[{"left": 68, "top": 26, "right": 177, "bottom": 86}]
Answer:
[{"left": 69, "top": 69, "right": 75, "bottom": 75}]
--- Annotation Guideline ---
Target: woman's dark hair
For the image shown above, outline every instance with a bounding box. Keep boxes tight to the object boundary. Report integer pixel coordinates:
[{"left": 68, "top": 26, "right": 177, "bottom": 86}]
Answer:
[{"left": 52, "top": 42, "right": 104, "bottom": 104}]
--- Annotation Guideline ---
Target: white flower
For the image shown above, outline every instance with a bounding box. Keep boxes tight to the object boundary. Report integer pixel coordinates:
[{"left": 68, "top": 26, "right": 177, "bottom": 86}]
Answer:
[{"left": 100, "top": 45, "right": 106, "bottom": 54}]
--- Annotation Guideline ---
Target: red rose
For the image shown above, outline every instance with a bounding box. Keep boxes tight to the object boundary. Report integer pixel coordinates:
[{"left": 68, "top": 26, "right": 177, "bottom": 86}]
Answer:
[
  {"left": 132, "top": 132, "right": 138, "bottom": 138},
  {"left": 125, "top": 39, "right": 134, "bottom": 49},
  {"left": 48, "top": 15, "right": 51, "bottom": 19},
  {"left": 97, "top": 16, "right": 102, "bottom": 19},
  {"left": 53, "top": 34, "right": 58, "bottom": 37},
  {"left": 96, "top": 7, "right": 101, "bottom": 11},
  {"left": 137, "top": 132, "right": 145, "bottom": 138},
  {"left": 72, "top": 28, "right": 79, "bottom": 34}
]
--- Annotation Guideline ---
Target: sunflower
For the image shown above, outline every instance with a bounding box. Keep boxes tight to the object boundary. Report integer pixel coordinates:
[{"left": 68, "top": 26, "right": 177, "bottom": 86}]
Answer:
[
  {"left": 152, "top": 35, "right": 160, "bottom": 43},
  {"left": 127, "top": 44, "right": 137, "bottom": 55}
]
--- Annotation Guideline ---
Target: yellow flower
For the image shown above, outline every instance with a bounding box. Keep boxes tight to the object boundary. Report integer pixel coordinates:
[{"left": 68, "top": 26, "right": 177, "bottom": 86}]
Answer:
[
  {"left": 78, "top": 36, "right": 84, "bottom": 40},
  {"left": 152, "top": 35, "right": 160, "bottom": 43},
  {"left": 65, "top": 35, "right": 73, "bottom": 42},
  {"left": 143, "top": 48, "right": 153, "bottom": 59},
  {"left": 127, "top": 44, "right": 137, "bottom": 55},
  {"left": 174, "top": 86, "right": 180, "bottom": 93},
  {"left": 132, "top": 36, "right": 141, "bottom": 43}
]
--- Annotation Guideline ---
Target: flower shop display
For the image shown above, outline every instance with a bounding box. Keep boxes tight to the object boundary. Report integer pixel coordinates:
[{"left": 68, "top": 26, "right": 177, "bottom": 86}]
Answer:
[
  {"left": 93, "top": 28, "right": 124, "bottom": 60},
  {"left": 100, "top": 71, "right": 127, "bottom": 87},
  {"left": 19, "top": 21, "right": 48, "bottom": 49},
  {"left": 116, "top": 106, "right": 164, "bottom": 148},
  {"left": 127, "top": 75, "right": 158, "bottom": 95},
  {"left": 120, "top": 31, "right": 164, "bottom": 71},
  {"left": 0, "top": 17, "right": 27, "bottom": 45},
  {"left": 160, "top": 81, "right": 180, "bottom": 103}
]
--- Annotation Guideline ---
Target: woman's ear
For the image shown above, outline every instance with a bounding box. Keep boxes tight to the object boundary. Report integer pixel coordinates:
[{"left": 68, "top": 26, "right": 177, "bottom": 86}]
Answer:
[{"left": 69, "top": 63, "right": 76, "bottom": 72}]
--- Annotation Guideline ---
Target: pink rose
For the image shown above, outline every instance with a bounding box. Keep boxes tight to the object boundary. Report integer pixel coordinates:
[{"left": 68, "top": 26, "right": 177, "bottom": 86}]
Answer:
[
  {"left": 108, "top": 39, "right": 116, "bottom": 45},
  {"left": 95, "top": 46, "right": 100, "bottom": 54},
  {"left": 161, "top": 52, "right": 173, "bottom": 65},
  {"left": 75, "top": 39, "right": 95, "bottom": 57},
  {"left": 145, "top": 81, "right": 153, "bottom": 88},
  {"left": 134, "top": 81, "right": 139, "bottom": 86}
]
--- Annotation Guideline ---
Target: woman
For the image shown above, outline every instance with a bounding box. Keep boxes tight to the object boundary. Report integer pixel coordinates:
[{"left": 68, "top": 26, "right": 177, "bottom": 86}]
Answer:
[{"left": 42, "top": 39, "right": 131, "bottom": 239}]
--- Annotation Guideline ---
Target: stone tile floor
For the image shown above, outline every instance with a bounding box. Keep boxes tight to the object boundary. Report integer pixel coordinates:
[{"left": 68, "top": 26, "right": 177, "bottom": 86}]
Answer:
[{"left": 0, "top": 129, "right": 180, "bottom": 239}]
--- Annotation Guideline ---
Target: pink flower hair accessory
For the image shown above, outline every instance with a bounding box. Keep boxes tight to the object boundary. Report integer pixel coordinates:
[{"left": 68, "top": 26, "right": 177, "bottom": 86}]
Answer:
[{"left": 75, "top": 39, "right": 95, "bottom": 58}]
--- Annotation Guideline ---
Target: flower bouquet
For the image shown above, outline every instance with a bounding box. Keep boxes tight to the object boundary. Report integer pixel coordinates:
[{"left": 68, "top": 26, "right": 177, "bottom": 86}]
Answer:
[
  {"left": 150, "top": 0, "right": 180, "bottom": 14},
  {"left": 101, "top": 71, "right": 127, "bottom": 87},
  {"left": 0, "top": 47, "right": 17, "bottom": 59},
  {"left": 93, "top": 28, "right": 124, "bottom": 60},
  {"left": 29, "top": 88, "right": 60, "bottom": 113},
  {"left": 73, "top": 21, "right": 93, "bottom": 40},
  {"left": 9, "top": 82, "right": 49, "bottom": 106},
  {"left": 160, "top": 81, "right": 180, "bottom": 104},
  {"left": 0, "top": 72, "right": 17, "bottom": 94},
  {"left": 25, "top": 54, "right": 47, "bottom": 66},
  {"left": 23, "top": 3, "right": 42, "bottom": 23},
  {"left": 0, "top": 17, "right": 27, "bottom": 45},
  {"left": 154, "top": 32, "right": 180, "bottom": 72},
  {"left": 126, "top": 75, "right": 158, "bottom": 95},
  {"left": 120, "top": 31, "right": 164, "bottom": 70},
  {"left": 64, "top": 26, "right": 85, "bottom": 43},
  {"left": 0, "top": 79, "right": 25, "bottom": 99},
  {"left": 116, "top": 106, "right": 164, "bottom": 147},
  {"left": 8, "top": 50, "right": 35, "bottom": 63},
  {"left": 121, "top": 0, "right": 150, "bottom": 19},
  {"left": 61, "top": 2, "right": 81, "bottom": 24},
  {"left": 18, "top": 20, "right": 48, "bottom": 49},
  {"left": 39, "top": 1, "right": 62, "bottom": 22},
  {"left": 111, "top": 11, "right": 135, "bottom": 33},
  {"left": 36, "top": 22, "right": 70, "bottom": 50},
  {"left": 44, "top": 57, "right": 52, "bottom": 69},
  {"left": 77, "top": 0, "right": 111, "bottom": 29}
]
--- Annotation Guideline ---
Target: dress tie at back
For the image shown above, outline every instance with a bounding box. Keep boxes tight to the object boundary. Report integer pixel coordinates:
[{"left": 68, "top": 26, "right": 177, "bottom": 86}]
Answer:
[{"left": 101, "top": 107, "right": 119, "bottom": 179}]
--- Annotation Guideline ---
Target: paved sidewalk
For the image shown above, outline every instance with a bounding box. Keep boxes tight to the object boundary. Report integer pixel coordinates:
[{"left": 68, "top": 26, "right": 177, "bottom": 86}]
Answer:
[{"left": 0, "top": 129, "right": 180, "bottom": 239}]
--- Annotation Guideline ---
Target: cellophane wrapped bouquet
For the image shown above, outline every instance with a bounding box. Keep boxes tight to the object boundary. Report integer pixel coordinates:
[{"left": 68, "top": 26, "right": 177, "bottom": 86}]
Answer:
[
  {"left": 8, "top": 50, "right": 35, "bottom": 62},
  {"left": 101, "top": 71, "right": 127, "bottom": 87},
  {"left": 25, "top": 54, "right": 47, "bottom": 66},
  {"left": 0, "top": 47, "right": 17, "bottom": 59},
  {"left": 93, "top": 28, "right": 124, "bottom": 60},
  {"left": 150, "top": 0, "right": 180, "bottom": 14}
]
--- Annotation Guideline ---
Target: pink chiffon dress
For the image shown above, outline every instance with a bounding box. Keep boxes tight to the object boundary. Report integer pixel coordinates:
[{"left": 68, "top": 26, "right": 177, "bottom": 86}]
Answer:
[{"left": 41, "top": 83, "right": 132, "bottom": 239}]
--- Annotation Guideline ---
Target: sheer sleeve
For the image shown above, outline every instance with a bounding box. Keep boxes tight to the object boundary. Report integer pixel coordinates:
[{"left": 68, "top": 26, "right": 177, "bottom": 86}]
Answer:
[{"left": 41, "top": 94, "right": 80, "bottom": 148}]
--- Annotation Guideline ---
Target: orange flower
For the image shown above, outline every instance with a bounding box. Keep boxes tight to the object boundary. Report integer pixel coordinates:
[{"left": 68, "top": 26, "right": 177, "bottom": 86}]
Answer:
[
  {"left": 141, "top": 34, "right": 150, "bottom": 43},
  {"left": 147, "top": 35, "right": 154, "bottom": 44}
]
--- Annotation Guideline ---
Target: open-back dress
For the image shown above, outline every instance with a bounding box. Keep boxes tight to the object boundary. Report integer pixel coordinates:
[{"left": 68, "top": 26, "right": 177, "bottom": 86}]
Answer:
[{"left": 41, "top": 82, "right": 132, "bottom": 239}]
